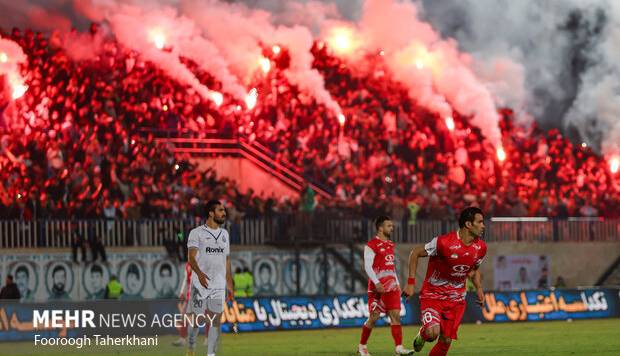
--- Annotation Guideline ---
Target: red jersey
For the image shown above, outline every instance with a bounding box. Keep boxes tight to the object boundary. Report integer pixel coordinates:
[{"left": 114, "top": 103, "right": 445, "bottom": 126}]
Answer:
[
  {"left": 365, "top": 237, "right": 400, "bottom": 293},
  {"left": 420, "top": 231, "right": 487, "bottom": 302}
]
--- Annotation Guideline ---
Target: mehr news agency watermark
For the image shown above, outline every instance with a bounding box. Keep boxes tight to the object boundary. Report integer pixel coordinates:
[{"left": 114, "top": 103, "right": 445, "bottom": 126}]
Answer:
[{"left": 32, "top": 309, "right": 218, "bottom": 349}]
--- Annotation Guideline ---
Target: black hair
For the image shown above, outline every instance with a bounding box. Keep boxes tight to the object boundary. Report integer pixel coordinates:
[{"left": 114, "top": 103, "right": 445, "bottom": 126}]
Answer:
[
  {"left": 15, "top": 266, "right": 29, "bottom": 277},
  {"left": 91, "top": 265, "right": 103, "bottom": 275},
  {"left": 127, "top": 264, "right": 140, "bottom": 278},
  {"left": 160, "top": 264, "right": 172, "bottom": 275},
  {"left": 206, "top": 199, "right": 222, "bottom": 216},
  {"left": 7, "top": 274, "right": 13, "bottom": 281},
  {"left": 458, "top": 207, "right": 484, "bottom": 228},
  {"left": 52, "top": 265, "right": 65, "bottom": 276},
  {"left": 374, "top": 215, "right": 391, "bottom": 230}
]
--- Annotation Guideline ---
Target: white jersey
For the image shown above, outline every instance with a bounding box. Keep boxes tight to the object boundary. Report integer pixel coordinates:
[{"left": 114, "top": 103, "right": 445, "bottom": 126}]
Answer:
[{"left": 187, "top": 224, "right": 230, "bottom": 298}]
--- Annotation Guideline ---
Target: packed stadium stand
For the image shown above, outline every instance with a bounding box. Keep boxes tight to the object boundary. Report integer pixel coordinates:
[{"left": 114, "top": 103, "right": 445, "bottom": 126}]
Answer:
[{"left": 1, "top": 27, "right": 619, "bottom": 221}]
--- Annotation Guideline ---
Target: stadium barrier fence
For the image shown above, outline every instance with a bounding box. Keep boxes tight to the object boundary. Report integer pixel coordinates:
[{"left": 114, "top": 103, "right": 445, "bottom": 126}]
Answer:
[
  {"left": 0, "top": 217, "right": 618, "bottom": 248},
  {"left": 0, "top": 288, "right": 618, "bottom": 341}
]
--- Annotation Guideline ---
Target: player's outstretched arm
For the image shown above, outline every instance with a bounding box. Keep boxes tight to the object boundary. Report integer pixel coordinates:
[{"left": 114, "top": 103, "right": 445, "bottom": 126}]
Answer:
[
  {"left": 403, "top": 246, "right": 428, "bottom": 297},
  {"left": 188, "top": 247, "right": 209, "bottom": 288}
]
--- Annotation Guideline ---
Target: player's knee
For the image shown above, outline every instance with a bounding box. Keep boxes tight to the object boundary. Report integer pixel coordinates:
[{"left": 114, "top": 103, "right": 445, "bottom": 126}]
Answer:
[
  {"left": 438, "top": 335, "right": 452, "bottom": 345},
  {"left": 366, "top": 312, "right": 380, "bottom": 327},
  {"left": 424, "top": 326, "right": 440, "bottom": 341},
  {"left": 388, "top": 311, "right": 401, "bottom": 325}
]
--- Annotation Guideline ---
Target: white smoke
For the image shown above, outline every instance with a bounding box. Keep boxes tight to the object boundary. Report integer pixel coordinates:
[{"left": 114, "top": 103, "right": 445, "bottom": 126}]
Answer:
[
  {"left": 0, "top": 37, "right": 28, "bottom": 100},
  {"left": 417, "top": 0, "right": 619, "bottom": 155},
  {"left": 180, "top": 0, "right": 343, "bottom": 115}
]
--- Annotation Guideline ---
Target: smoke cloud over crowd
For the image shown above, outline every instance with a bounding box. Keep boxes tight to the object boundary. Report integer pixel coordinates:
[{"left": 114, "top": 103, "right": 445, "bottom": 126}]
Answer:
[{"left": 1, "top": 0, "right": 619, "bottom": 155}]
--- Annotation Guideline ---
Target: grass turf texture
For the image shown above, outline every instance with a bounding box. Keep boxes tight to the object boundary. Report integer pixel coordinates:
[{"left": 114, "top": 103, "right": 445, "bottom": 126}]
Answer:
[{"left": 2, "top": 318, "right": 619, "bottom": 356}]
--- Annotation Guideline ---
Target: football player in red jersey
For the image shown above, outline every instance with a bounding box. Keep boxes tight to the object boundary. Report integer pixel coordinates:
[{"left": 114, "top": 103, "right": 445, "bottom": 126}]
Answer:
[
  {"left": 403, "top": 207, "right": 487, "bottom": 356},
  {"left": 358, "top": 216, "right": 414, "bottom": 356}
]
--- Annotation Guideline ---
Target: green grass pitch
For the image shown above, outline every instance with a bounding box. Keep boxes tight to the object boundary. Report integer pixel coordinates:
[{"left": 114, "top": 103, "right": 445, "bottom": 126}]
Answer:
[{"left": 2, "top": 318, "right": 619, "bottom": 355}]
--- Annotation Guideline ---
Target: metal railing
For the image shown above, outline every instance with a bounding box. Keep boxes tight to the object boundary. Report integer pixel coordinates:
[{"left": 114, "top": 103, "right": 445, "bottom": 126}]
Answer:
[
  {"left": 0, "top": 217, "right": 618, "bottom": 248},
  {"left": 157, "top": 137, "right": 333, "bottom": 199}
]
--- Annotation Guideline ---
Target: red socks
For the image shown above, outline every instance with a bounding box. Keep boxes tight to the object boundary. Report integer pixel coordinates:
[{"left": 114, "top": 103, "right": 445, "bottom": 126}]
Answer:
[
  {"left": 360, "top": 324, "right": 372, "bottom": 345},
  {"left": 429, "top": 340, "right": 451, "bottom": 356},
  {"left": 390, "top": 325, "right": 403, "bottom": 346}
]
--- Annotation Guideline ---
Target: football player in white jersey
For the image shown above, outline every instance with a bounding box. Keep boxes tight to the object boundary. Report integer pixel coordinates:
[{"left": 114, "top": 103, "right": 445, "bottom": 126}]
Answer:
[{"left": 186, "top": 200, "right": 234, "bottom": 356}]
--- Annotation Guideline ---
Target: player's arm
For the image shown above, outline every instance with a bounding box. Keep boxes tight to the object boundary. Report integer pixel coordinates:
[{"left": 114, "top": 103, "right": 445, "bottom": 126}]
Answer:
[
  {"left": 226, "top": 255, "right": 234, "bottom": 301},
  {"left": 403, "top": 245, "right": 428, "bottom": 297},
  {"left": 471, "top": 264, "right": 485, "bottom": 307},
  {"left": 177, "top": 265, "right": 188, "bottom": 300},
  {"left": 188, "top": 247, "right": 209, "bottom": 288},
  {"left": 363, "top": 246, "right": 384, "bottom": 293}
]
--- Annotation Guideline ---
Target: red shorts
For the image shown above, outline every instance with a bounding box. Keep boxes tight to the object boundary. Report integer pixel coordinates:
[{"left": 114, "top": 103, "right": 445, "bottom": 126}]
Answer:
[
  {"left": 419, "top": 298, "right": 466, "bottom": 340},
  {"left": 368, "top": 290, "right": 401, "bottom": 314}
]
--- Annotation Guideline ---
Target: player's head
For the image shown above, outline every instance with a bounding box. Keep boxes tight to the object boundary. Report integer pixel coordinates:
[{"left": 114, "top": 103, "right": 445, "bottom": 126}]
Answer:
[
  {"left": 374, "top": 215, "right": 393, "bottom": 238},
  {"left": 126, "top": 264, "right": 141, "bottom": 293},
  {"left": 206, "top": 199, "right": 226, "bottom": 225},
  {"left": 458, "top": 207, "right": 485, "bottom": 238},
  {"left": 52, "top": 265, "right": 66, "bottom": 291},
  {"left": 90, "top": 265, "right": 103, "bottom": 290},
  {"left": 15, "top": 266, "right": 29, "bottom": 290}
]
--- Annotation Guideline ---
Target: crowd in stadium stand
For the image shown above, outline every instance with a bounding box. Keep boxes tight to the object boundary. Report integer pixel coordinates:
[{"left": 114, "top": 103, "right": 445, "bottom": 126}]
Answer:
[{"left": 1, "top": 27, "right": 619, "bottom": 220}]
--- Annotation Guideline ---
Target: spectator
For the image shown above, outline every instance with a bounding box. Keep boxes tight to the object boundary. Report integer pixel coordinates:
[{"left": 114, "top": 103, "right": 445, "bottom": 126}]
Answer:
[
  {"left": 554, "top": 276, "right": 567, "bottom": 289},
  {"left": 0, "top": 26, "right": 618, "bottom": 222},
  {"left": 104, "top": 275, "right": 123, "bottom": 299},
  {"left": 89, "top": 235, "right": 108, "bottom": 263},
  {"left": 71, "top": 223, "right": 88, "bottom": 263},
  {"left": 0, "top": 275, "right": 21, "bottom": 299}
]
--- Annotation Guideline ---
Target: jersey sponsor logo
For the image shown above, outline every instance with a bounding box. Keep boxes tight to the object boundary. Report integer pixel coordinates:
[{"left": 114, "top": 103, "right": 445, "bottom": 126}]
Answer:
[
  {"left": 205, "top": 246, "right": 225, "bottom": 254},
  {"left": 451, "top": 264, "right": 471, "bottom": 277},
  {"left": 452, "top": 264, "right": 470, "bottom": 272}
]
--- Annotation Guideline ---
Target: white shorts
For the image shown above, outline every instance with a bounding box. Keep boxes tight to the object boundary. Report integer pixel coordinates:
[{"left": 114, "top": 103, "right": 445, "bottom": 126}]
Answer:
[{"left": 187, "top": 285, "right": 225, "bottom": 315}]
